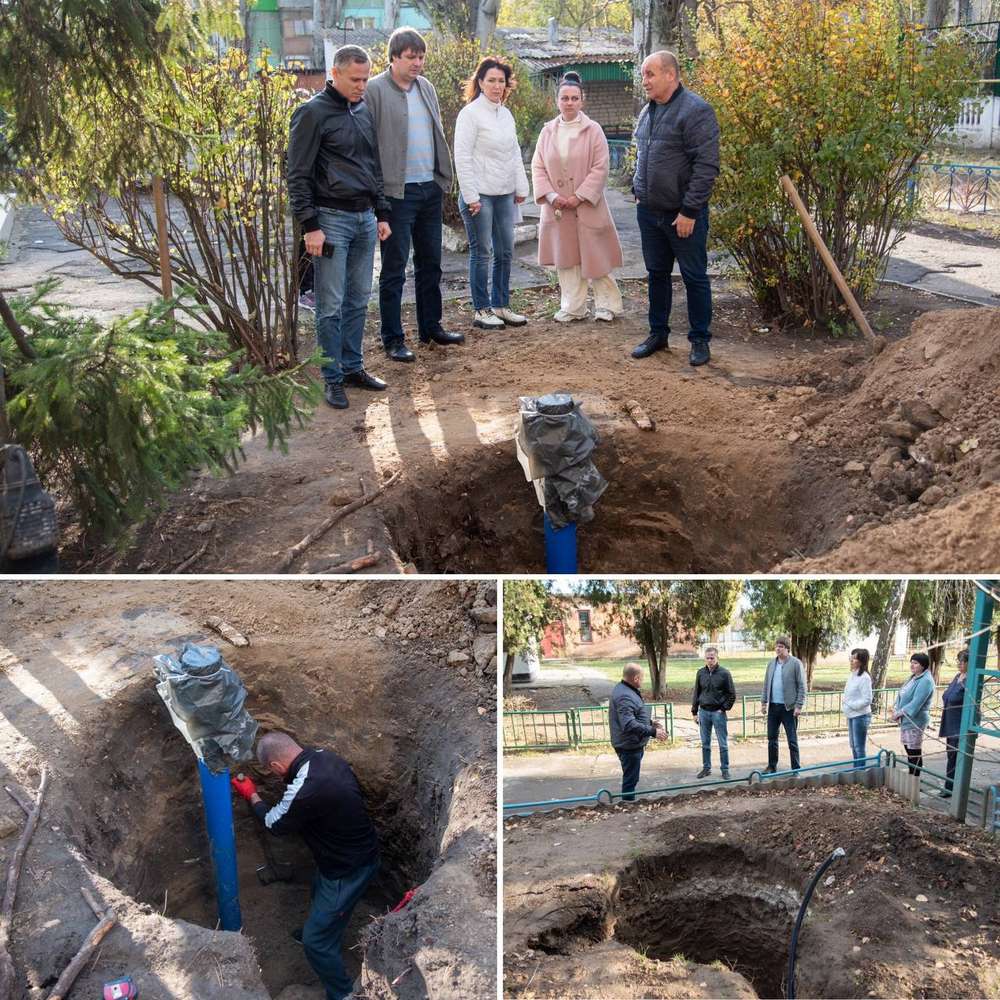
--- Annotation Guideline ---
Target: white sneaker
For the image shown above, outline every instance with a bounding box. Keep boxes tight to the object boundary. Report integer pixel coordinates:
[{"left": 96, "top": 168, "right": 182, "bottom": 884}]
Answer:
[
  {"left": 554, "top": 309, "right": 587, "bottom": 322},
  {"left": 594, "top": 309, "right": 616, "bottom": 322},
  {"left": 473, "top": 309, "right": 505, "bottom": 329},
  {"left": 492, "top": 306, "right": 528, "bottom": 326}
]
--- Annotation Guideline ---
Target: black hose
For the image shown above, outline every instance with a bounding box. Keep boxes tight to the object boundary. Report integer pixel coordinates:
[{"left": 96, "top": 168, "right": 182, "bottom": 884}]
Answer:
[{"left": 786, "top": 846, "right": 845, "bottom": 999}]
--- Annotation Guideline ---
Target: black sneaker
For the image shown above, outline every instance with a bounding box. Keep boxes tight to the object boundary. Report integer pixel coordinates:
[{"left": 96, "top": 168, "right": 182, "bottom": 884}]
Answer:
[
  {"left": 343, "top": 369, "right": 387, "bottom": 391},
  {"left": 385, "top": 341, "right": 415, "bottom": 363},
  {"left": 324, "top": 384, "right": 348, "bottom": 409},
  {"left": 696, "top": 767, "right": 711, "bottom": 779},
  {"left": 689, "top": 340, "right": 711, "bottom": 366},
  {"left": 421, "top": 329, "right": 465, "bottom": 346},
  {"left": 721, "top": 770, "right": 731, "bottom": 779},
  {"left": 631, "top": 332, "right": 669, "bottom": 359}
]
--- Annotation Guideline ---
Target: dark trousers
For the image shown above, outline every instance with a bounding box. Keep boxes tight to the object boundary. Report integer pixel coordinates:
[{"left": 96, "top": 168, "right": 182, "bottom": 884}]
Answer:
[
  {"left": 906, "top": 748, "right": 924, "bottom": 776},
  {"left": 302, "top": 858, "right": 379, "bottom": 1000},
  {"left": 766, "top": 702, "right": 801, "bottom": 770},
  {"left": 945, "top": 736, "right": 959, "bottom": 791},
  {"left": 636, "top": 203, "right": 712, "bottom": 343},
  {"left": 379, "top": 181, "right": 444, "bottom": 346},
  {"left": 615, "top": 747, "right": 645, "bottom": 802}
]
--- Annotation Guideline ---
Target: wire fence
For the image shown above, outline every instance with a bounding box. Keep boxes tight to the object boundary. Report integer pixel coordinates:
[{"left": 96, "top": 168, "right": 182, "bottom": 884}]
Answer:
[{"left": 503, "top": 702, "right": 674, "bottom": 750}]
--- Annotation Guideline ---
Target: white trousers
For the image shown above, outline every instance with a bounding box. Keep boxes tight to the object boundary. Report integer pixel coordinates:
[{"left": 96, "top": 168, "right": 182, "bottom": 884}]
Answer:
[{"left": 557, "top": 265, "right": 623, "bottom": 317}]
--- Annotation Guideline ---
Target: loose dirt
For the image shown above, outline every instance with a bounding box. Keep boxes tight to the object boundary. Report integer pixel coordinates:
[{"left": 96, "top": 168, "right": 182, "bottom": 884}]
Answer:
[
  {"left": 504, "top": 784, "right": 1000, "bottom": 999},
  {"left": 52, "top": 280, "right": 1000, "bottom": 574},
  {"left": 0, "top": 579, "right": 496, "bottom": 999}
]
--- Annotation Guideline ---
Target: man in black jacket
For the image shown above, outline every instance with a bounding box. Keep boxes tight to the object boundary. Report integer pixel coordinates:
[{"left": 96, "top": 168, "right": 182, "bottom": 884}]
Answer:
[
  {"left": 631, "top": 50, "right": 720, "bottom": 367},
  {"left": 691, "top": 646, "right": 736, "bottom": 779},
  {"left": 287, "top": 45, "right": 392, "bottom": 410},
  {"left": 232, "top": 732, "right": 379, "bottom": 1000}
]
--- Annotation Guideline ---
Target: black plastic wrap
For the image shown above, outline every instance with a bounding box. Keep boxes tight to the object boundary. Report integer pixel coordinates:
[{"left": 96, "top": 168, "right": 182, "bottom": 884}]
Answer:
[
  {"left": 153, "top": 643, "right": 258, "bottom": 773},
  {"left": 517, "top": 393, "right": 607, "bottom": 528}
]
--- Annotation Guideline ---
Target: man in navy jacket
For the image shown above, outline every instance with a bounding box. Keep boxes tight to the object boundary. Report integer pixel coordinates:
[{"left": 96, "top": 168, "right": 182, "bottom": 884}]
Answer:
[
  {"left": 233, "top": 732, "right": 379, "bottom": 1000},
  {"left": 631, "top": 50, "right": 720, "bottom": 367},
  {"left": 610, "top": 662, "right": 667, "bottom": 801}
]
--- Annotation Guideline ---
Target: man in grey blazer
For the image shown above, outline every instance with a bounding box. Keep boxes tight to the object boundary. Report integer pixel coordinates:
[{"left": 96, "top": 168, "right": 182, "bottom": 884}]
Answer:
[{"left": 760, "top": 637, "right": 807, "bottom": 773}]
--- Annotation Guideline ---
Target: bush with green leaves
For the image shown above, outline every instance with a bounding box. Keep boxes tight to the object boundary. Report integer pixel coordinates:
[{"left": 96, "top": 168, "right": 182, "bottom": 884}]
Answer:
[
  {"left": 693, "top": 0, "right": 973, "bottom": 330},
  {"left": 2, "top": 282, "right": 319, "bottom": 541}
]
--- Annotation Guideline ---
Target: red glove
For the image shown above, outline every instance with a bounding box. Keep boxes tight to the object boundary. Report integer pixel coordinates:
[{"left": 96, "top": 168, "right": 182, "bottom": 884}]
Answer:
[{"left": 231, "top": 774, "right": 257, "bottom": 801}]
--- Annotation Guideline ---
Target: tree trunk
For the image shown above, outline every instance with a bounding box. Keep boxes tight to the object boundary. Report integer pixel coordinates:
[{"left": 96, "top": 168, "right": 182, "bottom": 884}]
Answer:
[
  {"left": 0, "top": 359, "right": 9, "bottom": 445},
  {"left": 503, "top": 652, "right": 514, "bottom": 696},
  {"left": 924, "top": 0, "right": 948, "bottom": 31},
  {"left": 793, "top": 632, "right": 821, "bottom": 687},
  {"left": 871, "top": 578, "right": 908, "bottom": 714},
  {"left": 475, "top": 0, "right": 499, "bottom": 49},
  {"left": 0, "top": 290, "right": 35, "bottom": 360},
  {"left": 646, "top": 643, "right": 665, "bottom": 700},
  {"left": 383, "top": 0, "right": 400, "bottom": 30},
  {"left": 313, "top": 0, "right": 325, "bottom": 71}
]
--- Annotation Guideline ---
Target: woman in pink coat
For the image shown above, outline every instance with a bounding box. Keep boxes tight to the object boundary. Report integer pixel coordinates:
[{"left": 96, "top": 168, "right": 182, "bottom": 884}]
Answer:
[{"left": 531, "top": 72, "right": 624, "bottom": 322}]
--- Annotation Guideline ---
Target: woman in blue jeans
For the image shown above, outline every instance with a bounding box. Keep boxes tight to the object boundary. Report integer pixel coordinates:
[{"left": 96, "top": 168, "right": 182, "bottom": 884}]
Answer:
[
  {"left": 843, "top": 647, "right": 873, "bottom": 767},
  {"left": 453, "top": 55, "right": 530, "bottom": 330}
]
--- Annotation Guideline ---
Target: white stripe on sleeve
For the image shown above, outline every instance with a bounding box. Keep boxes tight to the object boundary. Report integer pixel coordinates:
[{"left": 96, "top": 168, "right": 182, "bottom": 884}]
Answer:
[{"left": 265, "top": 759, "right": 311, "bottom": 829}]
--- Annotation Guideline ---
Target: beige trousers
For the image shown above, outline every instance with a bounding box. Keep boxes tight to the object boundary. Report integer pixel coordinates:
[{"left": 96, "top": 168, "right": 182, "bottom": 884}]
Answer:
[{"left": 557, "top": 265, "right": 623, "bottom": 317}]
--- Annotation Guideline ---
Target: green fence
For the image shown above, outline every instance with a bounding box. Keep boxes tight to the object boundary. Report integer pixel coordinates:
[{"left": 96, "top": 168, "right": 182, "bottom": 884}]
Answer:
[
  {"left": 737, "top": 685, "right": 947, "bottom": 738},
  {"left": 503, "top": 702, "right": 674, "bottom": 751}
]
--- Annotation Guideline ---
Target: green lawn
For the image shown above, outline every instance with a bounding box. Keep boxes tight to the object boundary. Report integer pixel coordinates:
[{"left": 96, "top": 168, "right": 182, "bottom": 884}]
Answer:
[{"left": 549, "top": 649, "right": 949, "bottom": 701}]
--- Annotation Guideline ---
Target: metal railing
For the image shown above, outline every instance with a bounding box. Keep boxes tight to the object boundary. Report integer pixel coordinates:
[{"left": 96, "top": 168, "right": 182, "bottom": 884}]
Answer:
[
  {"left": 502, "top": 751, "right": 891, "bottom": 812},
  {"left": 737, "top": 684, "right": 947, "bottom": 738},
  {"left": 503, "top": 702, "right": 674, "bottom": 751},
  {"left": 910, "top": 162, "right": 1000, "bottom": 214}
]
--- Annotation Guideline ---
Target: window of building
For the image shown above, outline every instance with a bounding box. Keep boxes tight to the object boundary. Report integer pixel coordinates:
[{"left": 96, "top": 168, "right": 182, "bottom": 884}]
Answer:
[
  {"left": 344, "top": 16, "right": 376, "bottom": 28},
  {"left": 578, "top": 610, "right": 592, "bottom": 643}
]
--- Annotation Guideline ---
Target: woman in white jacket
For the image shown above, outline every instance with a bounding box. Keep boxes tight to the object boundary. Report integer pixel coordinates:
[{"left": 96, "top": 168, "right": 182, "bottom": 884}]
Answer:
[
  {"left": 453, "top": 56, "right": 530, "bottom": 330},
  {"left": 843, "top": 647, "right": 874, "bottom": 768}
]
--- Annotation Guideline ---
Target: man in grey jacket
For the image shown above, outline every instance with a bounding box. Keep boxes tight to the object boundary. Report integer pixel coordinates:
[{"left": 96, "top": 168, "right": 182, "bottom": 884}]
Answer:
[
  {"left": 760, "top": 637, "right": 807, "bottom": 773},
  {"left": 631, "top": 50, "right": 720, "bottom": 367},
  {"left": 365, "top": 28, "right": 464, "bottom": 363},
  {"left": 610, "top": 662, "right": 667, "bottom": 801}
]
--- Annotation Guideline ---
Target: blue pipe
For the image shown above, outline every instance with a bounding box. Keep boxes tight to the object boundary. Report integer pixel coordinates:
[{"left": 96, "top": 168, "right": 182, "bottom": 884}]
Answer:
[
  {"left": 197, "top": 760, "right": 242, "bottom": 931},
  {"left": 543, "top": 512, "right": 577, "bottom": 573}
]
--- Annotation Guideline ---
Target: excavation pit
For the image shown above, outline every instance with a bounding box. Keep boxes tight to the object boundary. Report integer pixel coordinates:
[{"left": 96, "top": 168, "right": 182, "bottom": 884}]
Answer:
[
  {"left": 384, "top": 429, "right": 847, "bottom": 574},
  {"left": 1, "top": 580, "right": 496, "bottom": 999},
  {"left": 503, "top": 784, "right": 1000, "bottom": 999}
]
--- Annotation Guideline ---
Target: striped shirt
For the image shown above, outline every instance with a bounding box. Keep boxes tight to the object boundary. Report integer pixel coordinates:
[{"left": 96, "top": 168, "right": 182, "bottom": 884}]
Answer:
[{"left": 404, "top": 84, "right": 436, "bottom": 184}]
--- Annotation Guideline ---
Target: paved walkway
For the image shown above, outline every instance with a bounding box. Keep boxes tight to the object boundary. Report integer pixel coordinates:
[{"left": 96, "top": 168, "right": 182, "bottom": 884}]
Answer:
[
  {"left": 503, "top": 730, "right": 1000, "bottom": 817},
  {"left": 6, "top": 192, "right": 1000, "bottom": 322}
]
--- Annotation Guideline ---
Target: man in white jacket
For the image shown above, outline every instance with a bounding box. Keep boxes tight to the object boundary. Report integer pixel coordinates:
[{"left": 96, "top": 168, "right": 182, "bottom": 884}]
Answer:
[{"left": 453, "top": 56, "right": 530, "bottom": 330}]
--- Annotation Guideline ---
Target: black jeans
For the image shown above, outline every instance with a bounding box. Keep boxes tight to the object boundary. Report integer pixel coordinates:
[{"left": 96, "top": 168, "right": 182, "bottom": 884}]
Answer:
[
  {"left": 378, "top": 181, "right": 444, "bottom": 346},
  {"left": 636, "top": 202, "right": 712, "bottom": 343},
  {"left": 945, "top": 736, "right": 959, "bottom": 790},
  {"left": 766, "top": 702, "right": 801, "bottom": 771},
  {"left": 615, "top": 747, "right": 645, "bottom": 802}
]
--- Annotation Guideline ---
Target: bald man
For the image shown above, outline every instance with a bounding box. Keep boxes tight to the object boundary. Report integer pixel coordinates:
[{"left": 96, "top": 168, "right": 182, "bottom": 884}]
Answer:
[
  {"left": 609, "top": 662, "right": 667, "bottom": 801},
  {"left": 631, "top": 49, "right": 719, "bottom": 367},
  {"left": 232, "top": 732, "right": 378, "bottom": 1000}
]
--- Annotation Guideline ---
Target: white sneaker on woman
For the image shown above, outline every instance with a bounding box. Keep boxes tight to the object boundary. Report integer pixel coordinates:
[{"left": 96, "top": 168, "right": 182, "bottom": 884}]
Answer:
[
  {"left": 594, "top": 309, "right": 616, "bottom": 322},
  {"left": 492, "top": 306, "right": 528, "bottom": 326},
  {"left": 554, "top": 309, "right": 587, "bottom": 322},
  {"left": 473, "top": 309, "right": 505, "bottom": 329}
]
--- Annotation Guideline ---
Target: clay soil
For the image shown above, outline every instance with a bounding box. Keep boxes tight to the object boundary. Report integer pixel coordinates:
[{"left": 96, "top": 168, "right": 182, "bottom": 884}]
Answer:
[
  {"left": 54, "top": 279, "right": 1000, "bottom": 575},
  {"left": 0, "top": 579, "right": 496, "bottom": 999},
  {"left": 504, "top": 784, "right": 1000, "bottom": 999}
]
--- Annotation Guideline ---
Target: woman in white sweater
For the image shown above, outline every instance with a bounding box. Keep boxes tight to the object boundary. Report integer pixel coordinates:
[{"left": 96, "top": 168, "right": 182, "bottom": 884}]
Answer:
[
  {"left": 453, "top": 56, "right": 530, "bottom": 330},
  {"left": 843, "top": 647, "right": 874, "bottom": 768}
]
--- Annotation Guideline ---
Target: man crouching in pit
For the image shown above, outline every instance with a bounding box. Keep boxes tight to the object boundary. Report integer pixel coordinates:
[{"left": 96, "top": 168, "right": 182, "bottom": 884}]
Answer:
[{"left": 232, "top": 731, "right": 379, "bottom": 1000}]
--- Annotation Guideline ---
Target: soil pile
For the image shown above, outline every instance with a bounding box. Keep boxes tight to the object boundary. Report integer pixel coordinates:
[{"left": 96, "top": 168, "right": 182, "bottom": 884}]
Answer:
[
  {"left": 504, "top": 783, "right": 1000, "bottom": 999},
  {"left": 0, "top": 580, "right": 496, "bottom": 999}
]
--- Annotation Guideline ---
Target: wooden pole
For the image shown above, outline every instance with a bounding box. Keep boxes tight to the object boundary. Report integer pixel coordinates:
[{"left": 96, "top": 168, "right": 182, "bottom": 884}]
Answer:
[
  {"left": 779, "top": 174, "right": 876, "bottom": 344},
  {"left": 151, "top": 175, "right": 173, "bottom": 302}
]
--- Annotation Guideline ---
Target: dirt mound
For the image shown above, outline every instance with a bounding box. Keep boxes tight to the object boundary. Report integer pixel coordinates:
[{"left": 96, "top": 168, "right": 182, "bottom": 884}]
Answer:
[
  {"left": 503, "top": 784, "right": 1000, "bottom": 999},
  {"left": 0, "top": 580, "right": 496, "bottom": 999}
]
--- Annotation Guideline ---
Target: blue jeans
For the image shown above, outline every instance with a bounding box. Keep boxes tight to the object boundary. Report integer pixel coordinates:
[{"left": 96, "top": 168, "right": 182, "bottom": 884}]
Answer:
[
  {"left": 636, "top": 203, "right": 712, "bottom": 342},
  {"left": 379, "top": 181, "right": 444, "bottom": 345},
  {"left": 848, "top": 713, "right": 871, "bottom": 768},
  {"left": 302, "top": 857, "right": 380, "bottom": 1000},
  {"left": 315, "top": 207, "right": 377, "bottom": 385},
  {"left": 698, "top": 708, "right": 730, "bottom": 771},
  {"left": 459, "top": 193, "right": 515, "bottom": 311},
  {"left": 766, "top": 702, "right": 801, "bottom": 771},
  {"left": 615, "top": 747, "right": 644, "bottom": 802}
]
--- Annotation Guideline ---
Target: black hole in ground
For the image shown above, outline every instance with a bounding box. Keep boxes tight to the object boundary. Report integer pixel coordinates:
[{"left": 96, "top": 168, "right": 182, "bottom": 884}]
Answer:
[
  {"left": 384, "top": 430, "right": 844, "bottom": 573},
  {"left": 614, "top": 850, "right": 801, "bottom": 999},
  {"left": 64, "top": 681, "right": 428, "bottom": 996}
]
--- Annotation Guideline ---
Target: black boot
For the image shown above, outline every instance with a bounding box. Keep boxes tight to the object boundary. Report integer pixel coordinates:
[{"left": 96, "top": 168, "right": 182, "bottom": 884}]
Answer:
[
  {"left": 631, "top": 332, "right": 669, "bottom": 359},
  {"left": 689, "top": 340, "right": 711, "bottom": 366},
  {"left": 324, "top": 384, "right": 348, "bottom": 409},
  {"left": 420, "top": 329, "right": 465, "bottom": 346}
]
